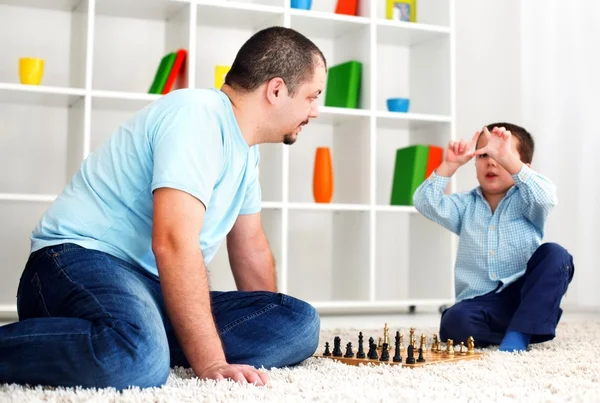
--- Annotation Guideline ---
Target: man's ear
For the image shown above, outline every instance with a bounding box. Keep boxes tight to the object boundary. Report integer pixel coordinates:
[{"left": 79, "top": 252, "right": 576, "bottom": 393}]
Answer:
[{"left": 265, "top": 77, "right": 286, "bottom": 105}]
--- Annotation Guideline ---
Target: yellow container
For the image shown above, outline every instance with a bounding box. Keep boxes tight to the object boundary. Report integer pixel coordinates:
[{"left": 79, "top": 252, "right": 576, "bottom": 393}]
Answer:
[
  {"left": 386, "top": 0, "right": 416, "bottom": 22},
  {"left": 19, "top": 57, "right": 45, "bottom": 85},
  {"left": 214, "top": 65, "right": 231, "bottom": 89}
]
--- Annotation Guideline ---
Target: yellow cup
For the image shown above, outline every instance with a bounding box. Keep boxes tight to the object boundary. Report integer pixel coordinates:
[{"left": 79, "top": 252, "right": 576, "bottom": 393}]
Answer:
[{"left": 19, "top": 57, "right": 45, "bottom": 85}]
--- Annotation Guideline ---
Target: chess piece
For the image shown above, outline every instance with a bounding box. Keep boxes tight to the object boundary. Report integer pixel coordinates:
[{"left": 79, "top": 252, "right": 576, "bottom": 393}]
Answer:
[
  {"left": 459, "top": 342, "right": 465, "bottom": 355},
  {"left": 399, "top": 333, "right": 404, "bottom": 352},
  {"left": 431, "top": 334, "right": 438, "bottom": 352},
  {"left": 420, "top": 334, "right": 426, "bottom": 351},
  {"left": 333, "top": 336, "right": 343, "bottom": 357},
  {"left": 409, "top": 328, "right": 415, "bottom": 348},
  {"left": 467, "top": 336, "right": 475, "bottom": 355},
  {"left": 380, "top": 343, "right": 390, "bottom": 361},
  {"left": 383, "top": 323, "right": 390, "bottom": 345},
  {"left": 436, "top": 339, "right": 442, "bottom": 353},
  {"left": 344, "top": 342, "right": 354, "bottom": 358},
  {"left": 417, "top": 347, "right": 425, "bottom": 362},
  {"left": 323, "top": 342, "right": 331, "bottom": 356},
  {"left": 357, "top": 332, "right": 366, "bottom": 358},
  {"left": 405, "top": 345, "right": 416, "bottom": 364},
  {"left": 368, "top": 338, "right": 378, "bottom": 359},
  {"left": 378, "top": 337, "right": 382, "bottom": 350},
  {"left": 393, "top": 332, "right": 402, "bottom": 363},
  {"left": 446, "top": 339, "right": 454, "bottom": 355}
]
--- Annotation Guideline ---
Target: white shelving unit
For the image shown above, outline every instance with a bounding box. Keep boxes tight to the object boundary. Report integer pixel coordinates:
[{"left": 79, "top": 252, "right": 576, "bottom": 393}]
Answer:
[{"left": 0, "top": 0, "right": 456, "bottom": 317}]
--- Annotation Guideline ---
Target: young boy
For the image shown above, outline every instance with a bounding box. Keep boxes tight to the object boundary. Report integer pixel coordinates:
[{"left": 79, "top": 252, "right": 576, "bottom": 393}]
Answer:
[{"left": 413, "top": 123, "right": 575, "bottom": 352}]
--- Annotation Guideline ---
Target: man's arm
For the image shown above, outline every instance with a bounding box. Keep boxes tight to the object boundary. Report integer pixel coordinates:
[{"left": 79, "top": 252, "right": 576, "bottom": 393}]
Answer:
[
  {"left": 152, "top": 187, "right": 268, "bottom": 385},
  {"left": 227, "top": 212, "right": 277, "bottom": 292}
]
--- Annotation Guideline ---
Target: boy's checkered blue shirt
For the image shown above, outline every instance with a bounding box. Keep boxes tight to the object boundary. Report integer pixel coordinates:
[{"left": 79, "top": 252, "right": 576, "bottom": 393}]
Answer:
[{"left": 413, "top": 164, "right": 557, "bottom": 302}]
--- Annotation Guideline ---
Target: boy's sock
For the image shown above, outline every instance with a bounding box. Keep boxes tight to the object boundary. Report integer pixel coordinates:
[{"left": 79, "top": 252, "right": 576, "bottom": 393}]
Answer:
[{"left": 498, "top": 330, "right": 531, "bottom": 352}]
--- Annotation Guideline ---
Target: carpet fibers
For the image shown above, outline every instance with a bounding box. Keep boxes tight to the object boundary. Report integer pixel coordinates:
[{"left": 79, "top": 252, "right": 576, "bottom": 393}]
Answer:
[{"left": 1, "top": 321, "right": 599, "bottom": 402}]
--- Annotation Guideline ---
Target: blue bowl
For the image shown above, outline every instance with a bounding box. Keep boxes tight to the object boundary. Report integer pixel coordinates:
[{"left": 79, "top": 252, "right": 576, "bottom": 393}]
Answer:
[
  {"left": 291, "top": 0, "right": 312, "bottom": 10},
  {"left": 387, "top": 98, "right": 410, "bottom": 113}
]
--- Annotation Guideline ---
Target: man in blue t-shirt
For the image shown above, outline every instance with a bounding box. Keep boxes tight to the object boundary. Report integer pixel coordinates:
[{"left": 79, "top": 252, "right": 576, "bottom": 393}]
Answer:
[{"left": 0, "top": 27, "right": 327, "bottom": 390}]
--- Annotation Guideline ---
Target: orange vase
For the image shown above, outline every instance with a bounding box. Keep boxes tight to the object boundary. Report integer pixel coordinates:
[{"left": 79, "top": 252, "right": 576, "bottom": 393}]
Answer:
[{"left": 313, "top": 147, "right": 334, "bottom": 203}]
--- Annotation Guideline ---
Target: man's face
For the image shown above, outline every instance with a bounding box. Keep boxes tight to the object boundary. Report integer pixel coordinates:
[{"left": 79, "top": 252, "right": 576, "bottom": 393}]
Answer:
[{"left": 279, "top": 63, "right": 326, "bottom": 145}]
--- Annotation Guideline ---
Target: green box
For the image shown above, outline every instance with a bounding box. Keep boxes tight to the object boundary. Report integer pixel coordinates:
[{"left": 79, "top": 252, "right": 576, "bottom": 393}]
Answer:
[
  {"left": 390, "top": 145, "right": 429, "bottom": 206},
  {"left": 324, "top": 60, "right": 362, "bottom": 108}
]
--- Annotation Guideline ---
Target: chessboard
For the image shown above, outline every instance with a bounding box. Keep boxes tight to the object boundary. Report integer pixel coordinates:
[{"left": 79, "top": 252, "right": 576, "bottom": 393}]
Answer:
[{"left": 314, "top": 323, "right": 484, "bottom": 368}]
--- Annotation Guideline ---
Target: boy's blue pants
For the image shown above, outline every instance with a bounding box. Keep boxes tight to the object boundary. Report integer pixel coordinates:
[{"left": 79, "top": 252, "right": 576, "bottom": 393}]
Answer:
[{"left": 440, "top": 242, "right": 575, "bottom": 347}]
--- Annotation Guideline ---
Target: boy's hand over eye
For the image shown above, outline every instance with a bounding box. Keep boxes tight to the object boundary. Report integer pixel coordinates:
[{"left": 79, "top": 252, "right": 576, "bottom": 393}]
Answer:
[{"left": 474, "top": 126, "right": 513, "bottom": 161}]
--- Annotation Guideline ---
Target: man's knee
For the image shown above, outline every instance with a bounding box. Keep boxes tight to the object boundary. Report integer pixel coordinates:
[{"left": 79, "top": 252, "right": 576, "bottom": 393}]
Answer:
[
  {"left": 275, "top": 295, "right": 320, "bottom": 365},
  {"left": 85, "top": 322, "right": 171, "bottom": 390}
]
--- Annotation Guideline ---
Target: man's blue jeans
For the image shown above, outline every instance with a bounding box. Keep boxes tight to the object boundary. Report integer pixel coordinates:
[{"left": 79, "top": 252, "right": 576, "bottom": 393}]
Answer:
[{"left": 0, "top": 243, "right": 320, "bottom": 390}]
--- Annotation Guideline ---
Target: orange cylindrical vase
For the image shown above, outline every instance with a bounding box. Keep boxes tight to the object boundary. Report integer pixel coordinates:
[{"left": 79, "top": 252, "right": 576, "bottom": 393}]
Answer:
[{"left": 313, "top": 147, "right": 334, "bottom": 203}]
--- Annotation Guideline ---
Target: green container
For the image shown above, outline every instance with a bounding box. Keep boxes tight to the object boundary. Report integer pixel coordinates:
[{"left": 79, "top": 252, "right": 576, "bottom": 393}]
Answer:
[
  {"left": 324, "top": 60, "right": 362, "bottom": 108},
  {"left": 390, "top": 145, "right": 429, "bottom": 206}
]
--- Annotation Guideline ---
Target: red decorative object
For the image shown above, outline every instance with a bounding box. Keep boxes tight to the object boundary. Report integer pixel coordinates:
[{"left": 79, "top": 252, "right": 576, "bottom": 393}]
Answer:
[
  {"left": 313, "top": 147, "right": 334, "bottom": 203},
  {"left": 335, "top": 0, "right": 358, "bottom": 16}
]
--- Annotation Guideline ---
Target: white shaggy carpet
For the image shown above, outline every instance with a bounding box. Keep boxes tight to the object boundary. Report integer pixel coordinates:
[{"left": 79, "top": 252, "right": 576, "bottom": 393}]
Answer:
[{"left": 1, "top": 321, "right": 599, "bottom": 402}]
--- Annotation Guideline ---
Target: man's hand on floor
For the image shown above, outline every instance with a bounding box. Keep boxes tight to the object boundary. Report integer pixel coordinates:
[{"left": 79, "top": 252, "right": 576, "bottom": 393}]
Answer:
[{"left": 198, "top": 361, "right": 269, "bottom": 386}]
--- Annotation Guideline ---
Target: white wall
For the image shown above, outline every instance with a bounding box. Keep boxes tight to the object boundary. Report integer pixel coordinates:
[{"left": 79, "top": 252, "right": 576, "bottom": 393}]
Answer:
[
  {"left": 454, "top": 0, "right": 596, "bottom": 309},
  {"left": 454, "top": 0, "right": 522, "bottom": 192}
]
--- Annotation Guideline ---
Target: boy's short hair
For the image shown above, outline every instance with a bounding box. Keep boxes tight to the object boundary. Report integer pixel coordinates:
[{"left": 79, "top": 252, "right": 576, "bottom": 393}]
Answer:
[{"left": 482, "top": 122, "right": 535, "bottom": 164}]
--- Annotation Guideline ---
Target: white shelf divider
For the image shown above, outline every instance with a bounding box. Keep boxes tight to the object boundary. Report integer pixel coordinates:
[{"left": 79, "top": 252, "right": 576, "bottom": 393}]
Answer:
[{"left": 0, "top": 193, "right": 57, "bottom": 202}]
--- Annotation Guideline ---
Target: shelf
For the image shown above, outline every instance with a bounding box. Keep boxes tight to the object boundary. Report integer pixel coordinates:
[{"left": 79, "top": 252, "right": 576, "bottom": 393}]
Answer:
[
  {"left": 376, "top": 112, "right": 452, "bottom": 129},
  {"left": 257, "top": 143, "right": 283, "bottom": 202},
  {"left": 287, "top": 202, "right": 369, "bottom": 211},
  {"left": 312, "top": 299, "right": 453, "bottom": 314},
  {"left": 0, "top": 0, "right": 457, "bottom": 313},
  {"left": 0, "top": 3, "right": 88, "bottom": 89},
  {"left": 287, "top": 209, "right": 370, "bottom": 302},
  {"left": 91, "top": 90, "right": 160, "bottom": 110},
  {"left": 92, "top": 1, "right": 190, "bottom": 93},
  {"left": 289, "top": 115, "right": 370, "bottom": 205},
  {"left": 95, "top": 0, "right": 191, "bottom": 20},
  {"left": 0, "top": 0, "right": 81, "bottom": 11},
  {"left": 0, "top": 83, "right": 85, "bottom": 107},
  {"left": 317, "top": 106, "right": 370, "bottom": 126},
  {"left": 0, "top": 201, "right": 54, "bottom": 319},
  {"left": 374, "top": 0, "right": 449, "bottom": 27},
  {"left": 196, "top": 0, "right": 283, "bottom": 29},
  {"left": 289, "top": 9, "right": 369, "bottom": 39},
  {"left": 376, "top": 20, "right": 451, "bottom": 47},
  {"left": 0, "top": 193, "right": 58, "bottom": 202},
  {"left": 375, "top": 205, "right": 418, "bottom": 213},
  {"left": 261, "top": 201, "right": 283, "bottom": 209}
]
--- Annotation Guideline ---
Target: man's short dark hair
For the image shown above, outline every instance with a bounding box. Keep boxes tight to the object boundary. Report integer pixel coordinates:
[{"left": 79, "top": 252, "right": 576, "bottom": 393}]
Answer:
[
  {"left": 225, "top": 26, "right": 326, "bottom": 97},
  {"left": 481, "top": 122, "right": 535, "bottom": 163}
]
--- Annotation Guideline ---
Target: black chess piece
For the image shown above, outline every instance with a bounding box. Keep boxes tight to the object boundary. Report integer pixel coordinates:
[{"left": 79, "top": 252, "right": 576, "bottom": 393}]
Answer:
[
  {"left": 405, "top": 345, "right": 416, "bottom": 364},
  {"left": 357, "top": 332, "right": 366, "bottom": 358},
  {"left": 393, "top": 335, "right": 402, "bottom": 363},
  {"left": 333, "top": 336, "right": 343, "bottom": 357},
  {"left": 417, "top": 347, "right": 425, "bottom": 362},
  {"left": 367, "top": 338, "right": 378, "bottom": 360},
  {"left": 344, "top": 342, "right": 354, "bottom": 358},
  {"left": 323, "top": 342, "right": 331, "bottom": 356},
  {"left": 379, "top": 343, "right": 390, "bottom": 361}
]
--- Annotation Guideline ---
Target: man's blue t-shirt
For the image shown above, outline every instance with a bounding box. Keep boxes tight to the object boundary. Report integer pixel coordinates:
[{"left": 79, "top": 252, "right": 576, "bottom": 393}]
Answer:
[{"left": 30, "top": 88, "right": 262, "bottom": 277}]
